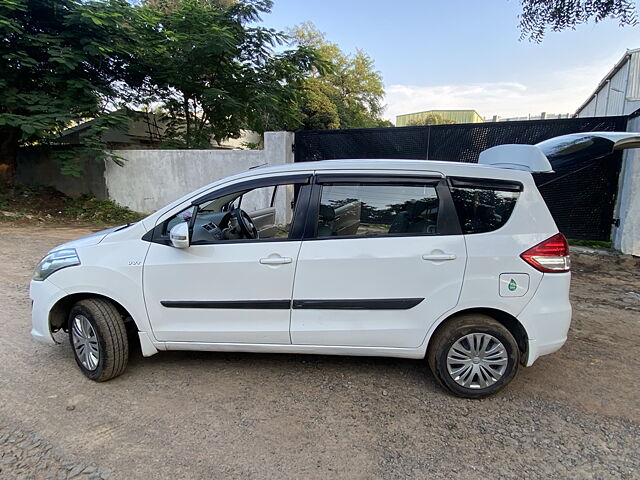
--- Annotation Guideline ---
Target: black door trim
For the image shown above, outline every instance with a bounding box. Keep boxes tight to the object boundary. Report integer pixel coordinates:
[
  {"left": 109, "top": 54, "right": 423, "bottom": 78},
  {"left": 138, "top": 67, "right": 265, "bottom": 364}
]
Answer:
[
  {"left": 161, "top": 298, "right": 425, "bottom": 310},
  {"left": 161, "top": 300, "right": 292, "bottom": 309},
  {"left": 448, "top": 177, "right": 523, "bottom": 192},
  {"left": 193, "top": 174, "right": 312, "bottom": 205},
  {"left": 292, "top": 298, "right": 424, "bottom": 310}
]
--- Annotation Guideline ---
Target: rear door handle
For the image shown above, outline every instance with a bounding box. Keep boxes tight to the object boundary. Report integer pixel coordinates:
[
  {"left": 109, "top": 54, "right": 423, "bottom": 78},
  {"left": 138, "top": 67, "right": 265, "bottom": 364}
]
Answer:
[
  {"left": 422, "top": 253, "right": 457, "bottom": 261},
  {"left": 260, "top": 256, "right": 293, "bottom": 265}
]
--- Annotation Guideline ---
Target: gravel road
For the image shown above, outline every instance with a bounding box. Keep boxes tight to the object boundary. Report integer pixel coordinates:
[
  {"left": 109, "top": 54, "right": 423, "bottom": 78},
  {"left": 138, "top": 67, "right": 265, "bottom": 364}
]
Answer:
[{"left": 1, "top": 225, "right": 639, "bottom": 479}]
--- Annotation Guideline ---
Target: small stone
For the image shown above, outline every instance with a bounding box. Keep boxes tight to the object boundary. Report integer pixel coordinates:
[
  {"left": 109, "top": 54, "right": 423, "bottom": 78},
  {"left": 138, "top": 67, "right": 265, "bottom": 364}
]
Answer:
[
  {"left": 66, "top": 405, "right": 75, "bottom": 411},
  {"left": 68, "top": 464, "right": 84, "bottom": 478},
  {"left": 382, "top": 389, "right": 388, "bottom": 396}
]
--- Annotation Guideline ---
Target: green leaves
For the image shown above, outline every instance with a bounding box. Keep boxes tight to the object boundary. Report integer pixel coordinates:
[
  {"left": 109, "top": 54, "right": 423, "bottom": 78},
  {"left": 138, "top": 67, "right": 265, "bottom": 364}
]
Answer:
[
  {"left": 0, "top": 0, "right": 355, "bottom": 184},
  {"left": 289, "top": 22, "right": 387, "bottom": 130},
  {"left": 519, "top": 0, "right": 638, "bottom": 42},
  {"left": 134, "top": 0, "right": 319, "bottom": 147},
  {"left": 0, "top": 0, "right": 143, "bottom": 182}
]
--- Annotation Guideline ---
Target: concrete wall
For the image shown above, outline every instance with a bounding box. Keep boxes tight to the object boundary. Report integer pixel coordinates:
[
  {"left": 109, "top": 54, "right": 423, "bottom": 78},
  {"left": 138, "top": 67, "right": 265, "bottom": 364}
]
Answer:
[
  {"left": 613, "top": 115, "right": 640, "bottom": 256},
  {"left": 106, "top": 131, "right": 294, "bottom": 214}
]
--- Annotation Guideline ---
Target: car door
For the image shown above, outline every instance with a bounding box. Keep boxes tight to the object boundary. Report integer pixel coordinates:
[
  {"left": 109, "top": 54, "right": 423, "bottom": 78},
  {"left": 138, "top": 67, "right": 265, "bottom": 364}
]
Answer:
[
  {"left": 290, "top": 173, "right": 467, "bottom": 349},
  {"left": 142, "top": 174, "right": 311, "bottom": 344},
  {"left": 249, "top": 206, "right": 277, "bottom": 238}
]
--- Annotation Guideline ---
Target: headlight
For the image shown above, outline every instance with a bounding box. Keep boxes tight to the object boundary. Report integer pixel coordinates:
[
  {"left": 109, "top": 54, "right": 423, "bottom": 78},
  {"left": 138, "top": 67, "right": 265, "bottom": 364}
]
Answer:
[{"left": 33, "top": 248, "right": 81, "bottom": 281}]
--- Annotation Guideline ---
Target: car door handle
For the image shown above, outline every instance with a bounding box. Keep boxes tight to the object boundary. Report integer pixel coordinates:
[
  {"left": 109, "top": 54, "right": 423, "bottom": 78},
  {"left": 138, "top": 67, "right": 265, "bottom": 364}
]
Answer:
[
  {"left": 260, "top": 256, "right": 293, "bottom": 265},
  {"left": 422, "top": 253, "right": 457, "bottom": 261}
]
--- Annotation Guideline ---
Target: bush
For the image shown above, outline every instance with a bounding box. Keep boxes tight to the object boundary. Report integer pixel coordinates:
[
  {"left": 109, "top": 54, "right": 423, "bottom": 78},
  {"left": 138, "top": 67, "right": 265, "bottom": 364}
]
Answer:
[
  {"left": 63, "top": 195, "right": 145, "bottom": 224},
  {"left": 0, "top": 184, "right": 144, "bottom": 225}
]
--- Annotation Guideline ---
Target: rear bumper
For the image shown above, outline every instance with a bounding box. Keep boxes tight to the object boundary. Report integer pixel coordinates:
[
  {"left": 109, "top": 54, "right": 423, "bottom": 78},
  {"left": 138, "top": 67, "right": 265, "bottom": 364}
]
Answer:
[
  {"left": 518, "top": 272, "right": 572, "bottom": 366},
  {"left": 30, "top": 279, "right": 66, "bottom": 345}
]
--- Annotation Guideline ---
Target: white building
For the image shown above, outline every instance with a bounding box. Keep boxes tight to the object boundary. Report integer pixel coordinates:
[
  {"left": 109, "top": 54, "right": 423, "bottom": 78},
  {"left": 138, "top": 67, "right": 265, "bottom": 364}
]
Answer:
[
  {"left": 576, "top": 48, "right": 640, "bottom": 117},
  {"left": 575, "top": 48, "right": 640, "bottom": 256}
]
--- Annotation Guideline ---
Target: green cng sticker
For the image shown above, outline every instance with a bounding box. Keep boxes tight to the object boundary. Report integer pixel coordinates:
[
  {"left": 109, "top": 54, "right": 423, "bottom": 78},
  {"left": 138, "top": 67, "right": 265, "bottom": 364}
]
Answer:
[{"left": 508, "top": 279, "right": 517, "bottom": 291}]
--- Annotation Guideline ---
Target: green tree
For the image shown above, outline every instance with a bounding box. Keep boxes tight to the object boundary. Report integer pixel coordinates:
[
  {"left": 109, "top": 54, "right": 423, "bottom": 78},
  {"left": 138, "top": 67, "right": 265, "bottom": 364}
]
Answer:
[
  {"left": 407, "top": 114, "right": 456, "bottom": 126},
  {"left": 519, "top": 0, "right": 638, "bottom": 42},
  {"left": 144, "top": 0, "right": 235, "bottom": 13},
  {"left": 135, "top": 0, "right": 319, "bottom": 147},
  {"left": 291, "top": 22, "right": 389, "bottom": 130},
  {"left": 0, "top": 0, "right": 141, "bottom": 184}
]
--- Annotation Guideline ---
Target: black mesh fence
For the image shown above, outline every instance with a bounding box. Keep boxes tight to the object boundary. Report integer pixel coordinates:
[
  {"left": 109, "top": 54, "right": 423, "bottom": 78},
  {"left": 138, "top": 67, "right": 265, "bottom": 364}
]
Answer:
[{"left": 294, "top": 116, "right": 629, "bottom": 240}]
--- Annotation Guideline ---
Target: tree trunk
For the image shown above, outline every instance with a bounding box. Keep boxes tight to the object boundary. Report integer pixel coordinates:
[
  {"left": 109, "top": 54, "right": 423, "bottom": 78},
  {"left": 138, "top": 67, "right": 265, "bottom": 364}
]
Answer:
[
  {"left": 0, "top": 126, "right": 21, "bottom": 185},
  {"left": 184, "top": 97, "right": 191, "bottom": 147}
]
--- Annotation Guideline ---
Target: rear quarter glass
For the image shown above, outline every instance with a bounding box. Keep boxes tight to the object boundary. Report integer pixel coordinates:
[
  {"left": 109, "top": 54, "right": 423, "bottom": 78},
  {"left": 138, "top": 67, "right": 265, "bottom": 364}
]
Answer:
[{"left": 448, "top": 178, "right": 523, "bottom": 235}]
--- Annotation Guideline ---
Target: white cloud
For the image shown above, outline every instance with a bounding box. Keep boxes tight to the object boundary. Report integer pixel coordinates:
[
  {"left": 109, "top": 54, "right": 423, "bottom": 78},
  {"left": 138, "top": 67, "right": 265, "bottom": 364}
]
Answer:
[{"left": 383, "top": 63, "right": 608, "bottom": 123}]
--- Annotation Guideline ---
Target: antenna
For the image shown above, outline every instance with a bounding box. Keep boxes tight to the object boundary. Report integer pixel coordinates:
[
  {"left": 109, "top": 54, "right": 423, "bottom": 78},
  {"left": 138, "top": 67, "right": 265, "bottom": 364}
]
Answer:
[{"left": 249, "top": 163, "right": 268, "bottom": 170}]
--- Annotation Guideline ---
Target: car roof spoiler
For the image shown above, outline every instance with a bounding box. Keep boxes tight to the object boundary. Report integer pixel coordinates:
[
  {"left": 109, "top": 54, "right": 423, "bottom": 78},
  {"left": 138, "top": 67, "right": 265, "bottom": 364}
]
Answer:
[{"left": 478, "top": 132, "right": 640, "bottom": 173}]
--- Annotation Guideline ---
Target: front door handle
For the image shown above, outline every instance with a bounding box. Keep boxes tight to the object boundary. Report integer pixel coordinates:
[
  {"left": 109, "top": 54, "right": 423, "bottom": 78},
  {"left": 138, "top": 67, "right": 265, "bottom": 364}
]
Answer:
[
  {"left": 422, "top": 253, "right": 457, "bottom": 261},
  {"left": 260, "top": 256, "right": 293, "bottom": 265}
]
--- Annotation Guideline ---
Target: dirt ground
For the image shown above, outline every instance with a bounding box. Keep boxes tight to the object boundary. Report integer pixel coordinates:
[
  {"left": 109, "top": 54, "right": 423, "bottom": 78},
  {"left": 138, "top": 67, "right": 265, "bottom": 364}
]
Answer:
[{"left": 0, "top": 224, "right": 638, "bottom": 480}]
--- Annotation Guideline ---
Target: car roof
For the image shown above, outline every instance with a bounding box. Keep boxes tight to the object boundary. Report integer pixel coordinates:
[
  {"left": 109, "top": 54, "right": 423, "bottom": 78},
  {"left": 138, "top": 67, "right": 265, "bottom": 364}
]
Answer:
[
  {"left": 141, "top": 158, "right": 532, "bottom": 229},
  {"left": 244, "top": 158, "right": 532, "bottom": 182}
]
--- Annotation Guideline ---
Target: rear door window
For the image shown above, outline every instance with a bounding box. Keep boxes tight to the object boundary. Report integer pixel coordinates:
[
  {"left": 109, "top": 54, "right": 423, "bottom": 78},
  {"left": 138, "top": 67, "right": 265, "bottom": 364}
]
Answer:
[
  {"left": 316, "top": 183, "right": 440, "bottom": 238},
  {"left": 449, "top": 178, "right": 522, "bottom": 234}
]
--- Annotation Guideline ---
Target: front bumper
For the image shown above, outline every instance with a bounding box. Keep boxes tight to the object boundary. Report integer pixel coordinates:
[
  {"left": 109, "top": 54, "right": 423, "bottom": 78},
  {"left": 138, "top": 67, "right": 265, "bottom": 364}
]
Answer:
[{"left": 29, "top": 279, "right": 67, "bottom": 345}]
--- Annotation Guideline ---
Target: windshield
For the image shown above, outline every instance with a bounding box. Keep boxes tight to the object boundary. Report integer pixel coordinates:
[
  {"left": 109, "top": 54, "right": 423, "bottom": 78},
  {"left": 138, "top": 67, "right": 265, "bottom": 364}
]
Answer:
[{"left": 198, "top": 190, "right": 248, "bottom": 213}]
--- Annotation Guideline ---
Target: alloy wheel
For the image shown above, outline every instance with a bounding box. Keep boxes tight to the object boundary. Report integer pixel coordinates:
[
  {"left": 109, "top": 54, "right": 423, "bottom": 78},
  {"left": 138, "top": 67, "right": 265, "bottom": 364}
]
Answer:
[
  {"left": 71, "top": 314, "right": 100, "bottom": 371},
  {"left": 446, "top": 333, "right": 508, "bottom": 389}
]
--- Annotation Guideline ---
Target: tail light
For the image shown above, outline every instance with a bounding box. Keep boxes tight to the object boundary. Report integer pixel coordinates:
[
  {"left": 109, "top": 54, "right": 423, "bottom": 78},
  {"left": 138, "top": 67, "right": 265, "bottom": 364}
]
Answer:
[{"left": 520, "top": 233, "right": 570, "bottom": 273}]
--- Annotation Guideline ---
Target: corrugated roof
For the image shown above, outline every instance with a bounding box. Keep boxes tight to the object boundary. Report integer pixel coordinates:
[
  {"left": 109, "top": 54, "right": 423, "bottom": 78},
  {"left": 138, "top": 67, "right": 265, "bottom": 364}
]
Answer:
[{"left": 575, "top": 48, "right": 640, "bottom": 115}]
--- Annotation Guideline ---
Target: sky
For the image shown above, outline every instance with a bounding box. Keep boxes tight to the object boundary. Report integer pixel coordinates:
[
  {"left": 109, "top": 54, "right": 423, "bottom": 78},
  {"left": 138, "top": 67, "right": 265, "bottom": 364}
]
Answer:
[{"left": 258, "top": 0, "right": 640, "bottom": 123}]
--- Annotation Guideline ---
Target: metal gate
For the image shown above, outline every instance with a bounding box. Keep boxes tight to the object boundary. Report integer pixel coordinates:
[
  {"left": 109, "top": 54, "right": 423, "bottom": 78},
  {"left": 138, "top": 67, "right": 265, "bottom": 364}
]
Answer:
[{"left": 294, "top": 116, "right": 629, "bottom": 240}]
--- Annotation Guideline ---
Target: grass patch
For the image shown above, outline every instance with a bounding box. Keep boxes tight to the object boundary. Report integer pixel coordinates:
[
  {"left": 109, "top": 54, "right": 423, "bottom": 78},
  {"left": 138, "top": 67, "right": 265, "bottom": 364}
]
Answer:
[
  {"left": 63, "top": 195, "right": 145, "bottom": 224},
  {"left": 0, "top": 184, "right": 145, "bottom": 226},
  {"left": 567, "top": 238, "right": 612, "bottom": 249}
]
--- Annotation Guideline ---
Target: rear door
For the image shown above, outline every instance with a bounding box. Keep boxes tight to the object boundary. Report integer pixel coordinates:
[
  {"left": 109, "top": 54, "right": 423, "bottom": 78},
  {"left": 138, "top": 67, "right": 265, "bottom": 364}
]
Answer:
[{"left": 290, "top": 173, "right": 467, "bottom": 348}]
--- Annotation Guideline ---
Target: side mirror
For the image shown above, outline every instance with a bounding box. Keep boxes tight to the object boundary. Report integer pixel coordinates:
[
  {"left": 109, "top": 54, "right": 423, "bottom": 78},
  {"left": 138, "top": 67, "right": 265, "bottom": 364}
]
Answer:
[{"left": 169, "top": 222, "right": 190, "bottom": 249}]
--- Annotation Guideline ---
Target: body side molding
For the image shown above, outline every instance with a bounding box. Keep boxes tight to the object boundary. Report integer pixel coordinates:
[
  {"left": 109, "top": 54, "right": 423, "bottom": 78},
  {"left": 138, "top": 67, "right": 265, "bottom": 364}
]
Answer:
[
  {"left": 161, "top": 298, "right": 425, "bottom": 310},
  {"left": 292, "top": 298, "right": 424, "bottom": 310}
]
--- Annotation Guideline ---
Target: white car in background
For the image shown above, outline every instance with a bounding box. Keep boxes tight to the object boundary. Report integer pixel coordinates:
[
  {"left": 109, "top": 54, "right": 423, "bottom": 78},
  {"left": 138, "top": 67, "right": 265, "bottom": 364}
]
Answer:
[{"left": 30, "top": 132, "right": 640, "bottom": 398}]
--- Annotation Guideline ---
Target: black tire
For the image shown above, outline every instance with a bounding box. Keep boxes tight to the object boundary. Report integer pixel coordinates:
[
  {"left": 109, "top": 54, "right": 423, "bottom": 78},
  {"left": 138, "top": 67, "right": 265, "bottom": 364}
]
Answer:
[
  {"left": 427, "top": 314, "right": 519, "bottom": 399},
  {"left": 68, "top": 298, "right": 129, "bottom": 382}
]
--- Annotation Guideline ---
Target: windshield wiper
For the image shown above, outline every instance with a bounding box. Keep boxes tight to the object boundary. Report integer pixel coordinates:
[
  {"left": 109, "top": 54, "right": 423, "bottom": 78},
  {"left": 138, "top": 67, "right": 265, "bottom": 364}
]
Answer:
[{"left": 114, "top": 222, "right": 137, "bottom": 232}]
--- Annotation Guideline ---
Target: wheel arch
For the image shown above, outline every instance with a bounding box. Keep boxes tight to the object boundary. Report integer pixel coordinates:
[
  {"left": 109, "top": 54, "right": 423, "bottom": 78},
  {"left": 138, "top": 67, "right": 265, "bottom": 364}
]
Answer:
[
  {"left": 426, "top": 307, "right": 529, "bottom": 364},
  {"left": 49, "top": 292, "right": 139, "bottom": 334}
]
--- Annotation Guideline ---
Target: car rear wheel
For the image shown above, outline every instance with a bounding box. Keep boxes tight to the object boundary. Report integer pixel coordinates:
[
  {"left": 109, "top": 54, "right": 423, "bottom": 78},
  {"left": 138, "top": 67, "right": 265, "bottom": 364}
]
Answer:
[
  {"left": 68, "top": 298, "right": 129, "bottom": 382},
  {"left": 428, "top": 314, "right": 519, "bottom": 398}
]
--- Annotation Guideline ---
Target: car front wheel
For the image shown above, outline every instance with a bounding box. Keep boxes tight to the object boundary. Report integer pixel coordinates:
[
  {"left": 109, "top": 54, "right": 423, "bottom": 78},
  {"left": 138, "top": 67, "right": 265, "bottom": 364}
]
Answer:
[
  {"left": 428, "top": 314, "right": 520, "bottom": 398},
  {"left": 68, "top": 298, "right": 129, "bottom": 382}
]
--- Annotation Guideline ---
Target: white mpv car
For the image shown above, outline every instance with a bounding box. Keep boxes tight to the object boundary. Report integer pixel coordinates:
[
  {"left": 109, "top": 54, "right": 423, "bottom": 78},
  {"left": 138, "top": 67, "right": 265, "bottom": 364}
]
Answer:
[{"left": 30, "top": 132, "right": 639, "bottom": 398}]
